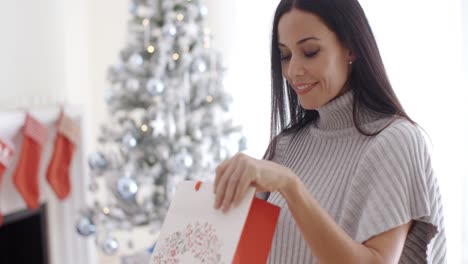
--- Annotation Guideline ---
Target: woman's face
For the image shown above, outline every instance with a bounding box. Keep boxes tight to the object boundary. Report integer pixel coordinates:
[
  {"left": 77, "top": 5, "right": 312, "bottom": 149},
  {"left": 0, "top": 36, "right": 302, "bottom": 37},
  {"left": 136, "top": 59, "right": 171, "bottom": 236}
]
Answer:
[{"left": 278, "top": 8, "right": 353, "bottom": 109}]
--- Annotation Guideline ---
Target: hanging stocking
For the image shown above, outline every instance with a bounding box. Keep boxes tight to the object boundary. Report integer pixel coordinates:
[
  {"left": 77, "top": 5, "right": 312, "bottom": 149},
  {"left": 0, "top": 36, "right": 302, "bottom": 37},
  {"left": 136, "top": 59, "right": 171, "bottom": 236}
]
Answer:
[
  {"left": 13, "top": 114, "right": 48, "bottom": 209},
  {"left": 47, "top": 110, "right": 79, "bottom": 200},
  {"left": 0, "top": 138, "right": 14, "bottom": 226}
]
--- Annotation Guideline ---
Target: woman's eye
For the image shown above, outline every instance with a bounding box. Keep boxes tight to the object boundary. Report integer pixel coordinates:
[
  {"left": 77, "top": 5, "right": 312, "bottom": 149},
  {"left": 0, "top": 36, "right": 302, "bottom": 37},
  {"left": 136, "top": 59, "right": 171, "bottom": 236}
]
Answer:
[
  {"left": 280, "top": 50, "right": 319, "bottom": 61},
  {"left": 305, "top": 50, "right": 319, "bottom": 57},
  {"left": 280, "top": 54, "right": 291, "bottom": 61}
]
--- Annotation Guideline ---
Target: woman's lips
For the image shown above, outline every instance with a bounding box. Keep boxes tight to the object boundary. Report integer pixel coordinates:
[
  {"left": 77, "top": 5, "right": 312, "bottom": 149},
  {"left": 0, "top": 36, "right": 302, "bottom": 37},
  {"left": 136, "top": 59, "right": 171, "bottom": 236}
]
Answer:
[{"left": 293, "top": 82, "right": 318, "bottom": 95}]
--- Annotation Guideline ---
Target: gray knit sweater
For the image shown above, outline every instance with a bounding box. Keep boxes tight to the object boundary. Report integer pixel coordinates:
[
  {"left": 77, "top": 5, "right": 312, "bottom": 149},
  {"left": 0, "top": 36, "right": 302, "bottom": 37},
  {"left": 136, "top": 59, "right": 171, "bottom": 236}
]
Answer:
[{"left": 267, "top": 91, "right": 447, "bottom": 263}]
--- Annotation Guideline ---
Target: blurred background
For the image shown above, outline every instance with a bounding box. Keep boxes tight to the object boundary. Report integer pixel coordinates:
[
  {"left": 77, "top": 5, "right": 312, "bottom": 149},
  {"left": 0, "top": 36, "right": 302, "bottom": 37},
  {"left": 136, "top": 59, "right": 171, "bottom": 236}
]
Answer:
[{"left": 0, "top": 0, "right": 467, "bottom": 263}]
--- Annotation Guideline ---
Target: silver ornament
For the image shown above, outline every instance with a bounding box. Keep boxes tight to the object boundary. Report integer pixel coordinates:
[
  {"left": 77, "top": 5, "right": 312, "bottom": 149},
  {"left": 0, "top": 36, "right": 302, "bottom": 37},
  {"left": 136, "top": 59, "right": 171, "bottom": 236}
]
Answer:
[
  {"left": 129, "top": 53, "right": 144, "bottom": 67},
  {"left": 199, "top": 5, "right": 208, "bottom": 17},
  {"left": 175, "top": 149, "right": 194, "bottom": 169},
  {"left": 76, "top": 214, "right": 96, "bottom": 237},
  {"left": 122, "top": 133, "right": 138, "bottom": 148},
  {"left": 88, "top": 152, "right": 109, "bottom": 174},
  {"left": 117, "top": 177, "right": 139, "bottom": 201},
  {"left": 162, "top": 24, "right": 177, "bottom": 37},
  {"left": 146, "top": 78, "right": 165, "bottom": 96},
  {"left": 191, "top": 58, "right": 207, "bottom": 73},
  {"left": 101, "top": 237, "right": 119, "bottom": 255}
]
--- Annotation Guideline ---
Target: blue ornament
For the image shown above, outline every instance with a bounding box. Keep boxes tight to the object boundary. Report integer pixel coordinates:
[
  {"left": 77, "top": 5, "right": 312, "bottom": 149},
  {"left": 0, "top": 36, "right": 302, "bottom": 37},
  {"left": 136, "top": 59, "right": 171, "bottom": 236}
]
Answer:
[
  {"left": 146, "top": 78, "right": 165, "bottom": 96},
  {"left": 88, "top": 152, "right": 109, "bottom": 174},
  {"left": 122, "top": 133, "right": 138, "bottom": 149},
  {"left": 101, "top": 237, "right": 119, "bottom": 255},
  {"left": 117, "top": 177, "right": 139, "bottom": 201},
  {"left": 76, "top": 214, "right": 96, "bottom": 237}
]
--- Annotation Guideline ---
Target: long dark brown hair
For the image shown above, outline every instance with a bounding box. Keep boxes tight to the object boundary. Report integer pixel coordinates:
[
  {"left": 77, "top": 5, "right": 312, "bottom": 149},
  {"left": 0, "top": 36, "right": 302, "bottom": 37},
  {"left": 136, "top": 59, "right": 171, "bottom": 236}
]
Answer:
[{"left": 264, "top": 0, "right": 414, "bottom": 160}]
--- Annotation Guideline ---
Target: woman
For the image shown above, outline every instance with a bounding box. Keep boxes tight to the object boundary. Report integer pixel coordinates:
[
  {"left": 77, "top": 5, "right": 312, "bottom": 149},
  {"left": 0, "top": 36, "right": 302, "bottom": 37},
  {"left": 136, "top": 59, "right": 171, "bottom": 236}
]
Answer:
[{"left": 213, "top": 0, "right": 447, "bottom": 263}]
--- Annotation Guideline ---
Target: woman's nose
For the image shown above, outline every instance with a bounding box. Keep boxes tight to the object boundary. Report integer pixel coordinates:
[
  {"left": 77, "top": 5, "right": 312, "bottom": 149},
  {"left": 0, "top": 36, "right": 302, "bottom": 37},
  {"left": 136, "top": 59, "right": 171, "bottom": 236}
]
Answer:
[{"left": 287, "top": 55, "right": 305, "bottom": 77}]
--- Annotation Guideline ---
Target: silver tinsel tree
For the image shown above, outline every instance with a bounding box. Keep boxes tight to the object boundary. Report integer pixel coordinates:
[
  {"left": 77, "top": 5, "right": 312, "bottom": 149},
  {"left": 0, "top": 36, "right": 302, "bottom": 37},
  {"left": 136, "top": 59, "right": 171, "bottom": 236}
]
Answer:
[{"left": 76, "top": 0, "right": 245, "bottom": 256}]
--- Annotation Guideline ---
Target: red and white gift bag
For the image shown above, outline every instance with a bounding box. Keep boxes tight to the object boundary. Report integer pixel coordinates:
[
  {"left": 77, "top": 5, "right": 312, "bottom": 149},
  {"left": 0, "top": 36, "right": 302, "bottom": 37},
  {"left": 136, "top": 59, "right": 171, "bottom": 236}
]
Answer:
[{"left": 150, "top": 181, "right": 280, "bottom": 264}]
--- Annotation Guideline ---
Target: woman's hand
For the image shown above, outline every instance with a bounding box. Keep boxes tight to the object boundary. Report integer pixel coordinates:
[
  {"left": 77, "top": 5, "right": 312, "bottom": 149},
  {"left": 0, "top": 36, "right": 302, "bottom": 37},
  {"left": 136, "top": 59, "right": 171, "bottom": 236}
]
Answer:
[{"left": 213, "top": 152, "right": 296, "bottom": 212}]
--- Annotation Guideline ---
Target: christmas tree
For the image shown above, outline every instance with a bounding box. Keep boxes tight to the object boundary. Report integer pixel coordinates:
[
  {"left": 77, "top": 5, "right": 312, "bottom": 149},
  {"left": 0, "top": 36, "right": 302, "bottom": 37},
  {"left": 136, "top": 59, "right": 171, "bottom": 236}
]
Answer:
[{"left": 76, "top": 0, "right": 245, "bottom": 256}]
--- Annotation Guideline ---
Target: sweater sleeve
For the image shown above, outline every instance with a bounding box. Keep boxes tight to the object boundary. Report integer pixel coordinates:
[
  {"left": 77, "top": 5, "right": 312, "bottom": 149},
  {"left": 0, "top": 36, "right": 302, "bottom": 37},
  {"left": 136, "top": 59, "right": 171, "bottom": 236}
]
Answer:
[{"left": 339, "top": 120, "right": 446, "bottom": 263}]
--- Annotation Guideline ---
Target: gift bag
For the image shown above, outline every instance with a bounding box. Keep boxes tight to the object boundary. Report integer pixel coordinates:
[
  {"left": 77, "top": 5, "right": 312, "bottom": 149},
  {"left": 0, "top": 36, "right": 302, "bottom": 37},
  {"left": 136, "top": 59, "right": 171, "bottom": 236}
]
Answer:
[{"left": 150, "top": 181, "right": 280, "bottom": 264}]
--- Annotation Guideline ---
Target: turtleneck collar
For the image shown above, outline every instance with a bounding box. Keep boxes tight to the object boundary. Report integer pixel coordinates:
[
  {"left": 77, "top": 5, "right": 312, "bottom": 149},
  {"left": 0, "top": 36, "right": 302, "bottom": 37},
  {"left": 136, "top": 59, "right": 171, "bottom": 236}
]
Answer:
[{"left": 314, "top": 91, "right": 355, "bottom": 130}]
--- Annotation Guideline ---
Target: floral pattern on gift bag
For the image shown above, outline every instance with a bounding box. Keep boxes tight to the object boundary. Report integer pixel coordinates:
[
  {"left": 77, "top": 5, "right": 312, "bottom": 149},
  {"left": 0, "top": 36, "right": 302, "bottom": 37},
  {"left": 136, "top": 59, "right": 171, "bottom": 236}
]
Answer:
[{"left": 152, "top": 221, "right": 225, "bottom": 264}]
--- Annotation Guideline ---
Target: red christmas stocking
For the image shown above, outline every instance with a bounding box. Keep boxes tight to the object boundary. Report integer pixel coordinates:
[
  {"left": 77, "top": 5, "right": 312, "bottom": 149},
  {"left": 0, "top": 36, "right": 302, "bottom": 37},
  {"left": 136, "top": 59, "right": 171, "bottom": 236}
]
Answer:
[
  {"left": 0, "top": 138, "right": 14, "bottom": 226},
  {"left": 47, "top": 110, "right": 79, "bottom": 200},
  {"left": 13, "top": 114, "right": 48, "bottom": 209}
]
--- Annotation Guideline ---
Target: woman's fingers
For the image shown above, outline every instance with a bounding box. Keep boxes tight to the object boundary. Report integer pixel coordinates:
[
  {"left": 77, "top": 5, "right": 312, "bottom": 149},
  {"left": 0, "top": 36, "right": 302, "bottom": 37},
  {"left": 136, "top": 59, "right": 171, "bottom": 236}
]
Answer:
[
  {"left": 213, "top": 158, "right": 231, "bottom": 194},
  {"left": 214, "top": 153, "right": 263, "bottom": 212},
  {"left": 214, "top": 160, "right": 237, "bottom": 209},
  {"left": 221, "top": 164, "right": 245, "bottom": 212},
  {"left": 233, "top": 174, "right": 252, "bottom": 207}
]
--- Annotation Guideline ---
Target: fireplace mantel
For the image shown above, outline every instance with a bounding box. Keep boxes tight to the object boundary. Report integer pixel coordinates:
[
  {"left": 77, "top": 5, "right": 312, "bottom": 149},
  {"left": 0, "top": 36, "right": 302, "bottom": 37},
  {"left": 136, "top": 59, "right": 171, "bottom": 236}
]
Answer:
[{"left": 0, "top": 106, "right": 95, "bottom": 264}]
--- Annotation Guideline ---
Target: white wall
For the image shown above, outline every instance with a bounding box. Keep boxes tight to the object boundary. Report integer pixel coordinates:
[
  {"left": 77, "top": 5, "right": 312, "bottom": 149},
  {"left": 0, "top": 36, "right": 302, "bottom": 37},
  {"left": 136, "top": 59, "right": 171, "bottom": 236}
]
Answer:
[
  {"left": 204, "top": 0, "right": 278, "bottom": 159},
  {"left": 462, "top": 0, "right": 468, "bottom": 262},
  {"left": 0, "top": 0, "right": 66, "bottom": 107},
  {"left": 87, "top": 0, "right": 129, "bottom": 150}
]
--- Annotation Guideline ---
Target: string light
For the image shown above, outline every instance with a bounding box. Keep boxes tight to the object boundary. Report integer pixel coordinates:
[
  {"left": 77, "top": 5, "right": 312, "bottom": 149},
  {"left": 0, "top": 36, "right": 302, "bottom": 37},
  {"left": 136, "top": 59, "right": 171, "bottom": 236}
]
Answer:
[
  {"left": 147, "top": 45, "right": 155, "bottom": 53},
  {"left": 172, "top": 53, "right": 180, "bottom": 61},
  {"left": 103, "top": 207, "right": 110, "bottom": 215},
  {"left": 141, "top": 124, "right": 148, "bottom": 132},
  {"left": 176, "top": 14, "right": 184, "bottom": 21},
  {"left": 142, "top": 19, "right": 150, "bottom": 26},
  {"left": 206, "top": 96, "right": 213, "bottom": 103}
]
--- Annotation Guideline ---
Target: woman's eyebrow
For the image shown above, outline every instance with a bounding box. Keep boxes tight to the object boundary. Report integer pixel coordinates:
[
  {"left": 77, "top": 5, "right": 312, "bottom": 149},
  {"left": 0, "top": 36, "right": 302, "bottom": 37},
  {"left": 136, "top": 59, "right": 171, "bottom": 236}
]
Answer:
[{"left": 278, "top": 36, "right": 320, "bottom": 47}]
